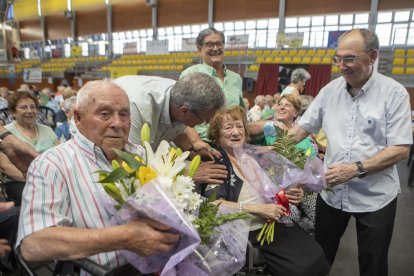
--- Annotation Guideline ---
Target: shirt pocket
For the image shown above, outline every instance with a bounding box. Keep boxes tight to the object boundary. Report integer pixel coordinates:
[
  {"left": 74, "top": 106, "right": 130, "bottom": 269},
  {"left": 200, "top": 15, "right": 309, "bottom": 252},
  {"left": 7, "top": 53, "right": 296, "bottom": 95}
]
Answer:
[{"left": 361, "top": 117, "right": 387, "bottom": 146}]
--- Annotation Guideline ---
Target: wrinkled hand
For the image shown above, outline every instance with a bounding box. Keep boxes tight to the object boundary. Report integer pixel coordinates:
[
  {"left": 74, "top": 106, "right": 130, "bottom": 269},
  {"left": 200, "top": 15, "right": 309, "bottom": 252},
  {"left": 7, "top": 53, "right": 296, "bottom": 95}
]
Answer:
[
  {"left": 193, "top": 161, "right": 228, "bottom": 185},
  {"left": 326, "top": 163, "right": 357, "bottom": 187},
  {"left": 0, "top": 239, "right": 11, "bottom": 257},
  {"left": 192, "top": 140, "right": 221, "bottom": 160},
  {"left": 0, "top": 202, "right": 14, "bottom": 213},
  {"left": 254, "top": 204, "right": 286, "bottom": 222},
  {"left": 285, "top": 187, "right": 305, "bottom": 205},
  {"left": 124, "top": 218, "right": 179, "bottom": 256},
  {"left": 1, "top": 135, "right": 39, "bottom": 174}
]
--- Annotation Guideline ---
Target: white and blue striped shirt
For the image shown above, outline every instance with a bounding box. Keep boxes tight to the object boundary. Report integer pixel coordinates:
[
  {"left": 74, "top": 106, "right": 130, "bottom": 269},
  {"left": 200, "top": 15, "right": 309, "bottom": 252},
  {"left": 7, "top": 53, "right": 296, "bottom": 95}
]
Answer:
[{"left": 17, "top": 131, "right": 144, "bottom": 269}]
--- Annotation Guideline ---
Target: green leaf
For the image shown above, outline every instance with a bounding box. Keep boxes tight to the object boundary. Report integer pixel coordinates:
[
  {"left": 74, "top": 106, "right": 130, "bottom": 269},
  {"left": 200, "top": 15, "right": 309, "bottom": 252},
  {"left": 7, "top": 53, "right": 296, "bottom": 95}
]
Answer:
[
  {"left": 98, "top": 167, "right": 130, "bottom": 183},
  {"left": 113, "top": 149, "right": 143, "bottom": 171}
]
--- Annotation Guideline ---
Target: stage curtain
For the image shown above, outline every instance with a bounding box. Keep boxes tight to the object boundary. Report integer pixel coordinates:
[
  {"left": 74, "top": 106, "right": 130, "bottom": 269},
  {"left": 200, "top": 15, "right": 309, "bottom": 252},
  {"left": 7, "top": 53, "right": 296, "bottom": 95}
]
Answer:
[
  {"left": 256, "top": 64, "right": 279, "bottom": 96},
  {"left": 306, "top": 64, "right": 332, "bottom": 97}
]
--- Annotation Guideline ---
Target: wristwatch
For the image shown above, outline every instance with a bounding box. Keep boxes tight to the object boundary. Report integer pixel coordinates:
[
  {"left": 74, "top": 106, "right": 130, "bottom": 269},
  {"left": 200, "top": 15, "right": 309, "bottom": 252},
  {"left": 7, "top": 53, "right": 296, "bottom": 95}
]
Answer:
[{"left": 355, "top": 161, "right": 368, "bottom": 178}]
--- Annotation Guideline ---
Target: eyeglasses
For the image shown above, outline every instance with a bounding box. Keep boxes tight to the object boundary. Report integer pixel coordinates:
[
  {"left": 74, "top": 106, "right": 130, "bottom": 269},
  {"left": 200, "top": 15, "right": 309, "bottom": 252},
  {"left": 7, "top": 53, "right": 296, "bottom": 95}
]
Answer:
[
  {"left": 192, "top": 110, "right": 208, "bottom": 125},
  {"left": 332, "top": 51, "right": 371, "bottom": 66},
  {"left": 203, "top": 41, "right": 224, "bottom": 49}
]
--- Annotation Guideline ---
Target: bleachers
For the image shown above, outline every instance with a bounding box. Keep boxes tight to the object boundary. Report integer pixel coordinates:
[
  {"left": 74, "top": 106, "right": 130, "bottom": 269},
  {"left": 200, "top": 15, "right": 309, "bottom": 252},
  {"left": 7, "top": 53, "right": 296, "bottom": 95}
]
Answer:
[{"left": 2, "top": 46, "right": 412, "bottom": 82}]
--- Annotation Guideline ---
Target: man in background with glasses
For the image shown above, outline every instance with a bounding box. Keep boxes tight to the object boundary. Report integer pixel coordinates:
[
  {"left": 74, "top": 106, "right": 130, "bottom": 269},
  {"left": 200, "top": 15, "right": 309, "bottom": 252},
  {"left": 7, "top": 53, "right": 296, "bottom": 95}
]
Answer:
[
  {"left": 180, "top": 27, "right": 245, "bottom": 142},
  {"left": 288, "top": 28, "right": 412, "bottom": 276},
  {"left": 179, "top": 28, "right": 244, "bottom": 187}
]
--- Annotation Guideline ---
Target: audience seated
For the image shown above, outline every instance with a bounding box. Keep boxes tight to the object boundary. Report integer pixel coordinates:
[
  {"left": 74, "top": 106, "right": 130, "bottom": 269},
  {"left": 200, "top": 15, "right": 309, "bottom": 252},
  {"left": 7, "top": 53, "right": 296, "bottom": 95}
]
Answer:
[
  {"left": 54, "top": 96, "right": 76, "bottom": 142},
  {"left": 16, "top": 79, "right": 179, "bottom": 272},
  {"left": 202, "top": 106, "right": 330, "bottom": 275},
  {"left": 0, "top": 91, "right": 58, "bottom": 205},
  {"left": 249, "top": 95, "right": 265, "bottom": 122}
]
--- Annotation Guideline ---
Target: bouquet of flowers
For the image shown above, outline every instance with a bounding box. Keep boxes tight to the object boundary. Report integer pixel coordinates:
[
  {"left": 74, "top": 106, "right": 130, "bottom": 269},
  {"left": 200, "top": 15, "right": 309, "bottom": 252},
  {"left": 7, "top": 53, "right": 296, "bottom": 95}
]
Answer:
[
  {"left": 97, "top": 124, "right": 251, "bottom": 275},
  {"left": 234, "top": 129, "right": 326, "bottom": 245}
]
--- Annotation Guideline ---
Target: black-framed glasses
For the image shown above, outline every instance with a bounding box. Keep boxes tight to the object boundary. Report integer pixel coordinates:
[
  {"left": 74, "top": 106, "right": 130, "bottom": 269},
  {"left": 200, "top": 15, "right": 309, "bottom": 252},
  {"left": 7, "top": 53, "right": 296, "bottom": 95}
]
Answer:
[
  {"left": 332, "top": 51, "right": 371, "bottom": 66},
  {"left": 192, "top": 110, "right": 207, "bottom": 125},
  {"left": 203, "top": 41, "right": 224, "bottom": 49}
]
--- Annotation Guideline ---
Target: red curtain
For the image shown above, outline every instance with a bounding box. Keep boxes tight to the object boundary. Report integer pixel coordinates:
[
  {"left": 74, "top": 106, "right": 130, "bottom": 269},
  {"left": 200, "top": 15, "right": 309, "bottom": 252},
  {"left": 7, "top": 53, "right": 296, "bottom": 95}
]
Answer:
[
  {"left": 255, "top": 64, "right": 279, "bottom": 96},
  {"left": 306, "top": 65, "right": 332, "bottom": 97}
]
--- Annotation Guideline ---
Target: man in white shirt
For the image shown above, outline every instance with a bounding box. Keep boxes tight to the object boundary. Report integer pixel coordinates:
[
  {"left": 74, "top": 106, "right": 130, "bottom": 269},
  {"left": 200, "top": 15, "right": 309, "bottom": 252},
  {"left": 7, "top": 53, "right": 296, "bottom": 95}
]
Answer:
[
  {"left": 115, "top": 72, "right": 224, "bottom": 160},
  {"left": 289, "top": 29, "right": 412, "bottom": 276}
]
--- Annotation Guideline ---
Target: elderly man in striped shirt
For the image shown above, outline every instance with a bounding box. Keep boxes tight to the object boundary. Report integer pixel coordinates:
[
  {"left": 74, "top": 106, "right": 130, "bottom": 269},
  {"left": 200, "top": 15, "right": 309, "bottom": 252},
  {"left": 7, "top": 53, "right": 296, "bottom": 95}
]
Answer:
[{"left": 16, "top": 80, "right": 179, "bottom": 271}]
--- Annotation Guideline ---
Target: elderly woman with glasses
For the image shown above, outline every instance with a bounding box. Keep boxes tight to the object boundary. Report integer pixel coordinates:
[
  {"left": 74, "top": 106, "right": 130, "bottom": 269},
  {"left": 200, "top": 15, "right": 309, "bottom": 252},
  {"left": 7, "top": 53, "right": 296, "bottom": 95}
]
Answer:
[
  {"left": 202, "top": 106, "right": 330, "bottom": 276},
  {"left": 0, "top": 91, "right": 58, "bottom": 205},
  {"left": 281, "top": 68, "right": 311, "bottom": 97}
]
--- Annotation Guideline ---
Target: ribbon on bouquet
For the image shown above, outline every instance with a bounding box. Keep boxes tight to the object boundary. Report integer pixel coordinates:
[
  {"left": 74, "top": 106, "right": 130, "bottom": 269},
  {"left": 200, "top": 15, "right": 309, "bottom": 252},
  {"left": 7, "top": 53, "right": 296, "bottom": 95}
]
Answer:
[{"left": 275, "top": 190, "right": 291, "bottom": 216}]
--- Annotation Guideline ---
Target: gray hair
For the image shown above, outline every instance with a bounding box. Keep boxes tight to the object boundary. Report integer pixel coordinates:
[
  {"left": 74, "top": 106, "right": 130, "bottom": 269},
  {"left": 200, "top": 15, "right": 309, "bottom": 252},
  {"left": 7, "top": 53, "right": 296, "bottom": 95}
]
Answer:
[
  {"left": 254, "top": 95, "right": 265, "bottom": 105},
  {"left": 196, "top": 28, "right": 225, "bottom": 48},
  {"left": 339, "top": 28, "right": 379, "bottom": 52},
  {"left": 291, "top": 68, "right": 311, "bottom": 84},
  {"left": 76, "top": 79, "right": 127, "bottom": 111},
  {"left": 63, "top": 96, "right": 77, "bottom": 111},
  {"left": 299, "top": 95, "right": 314, "bottom": 114},
  {"left": 171, "top": 72, "right": 224, "bottom": 112}
]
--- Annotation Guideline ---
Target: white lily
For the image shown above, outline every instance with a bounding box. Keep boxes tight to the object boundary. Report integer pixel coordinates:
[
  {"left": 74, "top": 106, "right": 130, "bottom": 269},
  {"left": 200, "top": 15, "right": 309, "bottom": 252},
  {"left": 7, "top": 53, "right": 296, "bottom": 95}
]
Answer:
[{"left": 144, "top": 140, "right": 190, "bottom": 178}]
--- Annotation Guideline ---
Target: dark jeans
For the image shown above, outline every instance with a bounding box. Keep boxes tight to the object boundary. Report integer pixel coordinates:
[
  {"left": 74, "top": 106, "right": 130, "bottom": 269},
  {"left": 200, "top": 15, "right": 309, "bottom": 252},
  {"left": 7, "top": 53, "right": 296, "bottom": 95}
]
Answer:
[
  {"left": 315, "top": 194, "right": 397, "bottom": 276},
  {"left": 0, "top": 198, "right": 20, "bottom": 270}
]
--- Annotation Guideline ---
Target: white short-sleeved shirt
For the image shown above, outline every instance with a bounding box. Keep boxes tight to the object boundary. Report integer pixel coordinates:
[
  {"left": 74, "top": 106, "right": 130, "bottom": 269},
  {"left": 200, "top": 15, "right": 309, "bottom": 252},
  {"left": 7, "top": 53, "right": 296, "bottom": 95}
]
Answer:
[
  {"left": 114, "top": 75, "right": 186, "bottom": 149},
  {"left": 299, "top": 71, "right": 412, "bottom": 212}
]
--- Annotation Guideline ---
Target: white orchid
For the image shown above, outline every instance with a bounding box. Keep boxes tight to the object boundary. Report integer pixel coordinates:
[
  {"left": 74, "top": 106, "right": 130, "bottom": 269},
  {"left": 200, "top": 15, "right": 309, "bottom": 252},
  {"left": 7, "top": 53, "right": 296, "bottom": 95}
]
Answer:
[{"left": 144, "top": 140, "right": 190, "bottom": 178}]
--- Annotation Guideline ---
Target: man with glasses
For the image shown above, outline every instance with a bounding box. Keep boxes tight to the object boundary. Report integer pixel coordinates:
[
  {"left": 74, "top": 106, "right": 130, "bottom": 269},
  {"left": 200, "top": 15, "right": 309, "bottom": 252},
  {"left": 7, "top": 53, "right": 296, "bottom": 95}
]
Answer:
[
  {"left": 114, "top": 72, "right": 224, "bottom": 160},
  {"left": 180, "top": 27, "right": 244, "bottom": 142},
  {"left": 288, "top": 29, "right": 412, "bottom": 276}
]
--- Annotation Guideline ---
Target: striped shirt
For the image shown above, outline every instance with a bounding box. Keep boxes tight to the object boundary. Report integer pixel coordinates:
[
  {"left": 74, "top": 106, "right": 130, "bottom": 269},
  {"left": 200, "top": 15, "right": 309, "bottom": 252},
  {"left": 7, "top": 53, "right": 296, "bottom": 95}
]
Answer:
[{"left": 16, "top": 131, "right": 144, "bottom": 269}]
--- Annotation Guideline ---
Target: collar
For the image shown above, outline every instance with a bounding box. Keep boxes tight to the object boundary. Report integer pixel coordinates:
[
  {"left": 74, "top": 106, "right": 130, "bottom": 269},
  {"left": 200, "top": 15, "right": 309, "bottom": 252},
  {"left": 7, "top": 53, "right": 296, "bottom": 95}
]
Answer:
[
  {"left": 202, "top": 63, "right": 227, "bottom": 77},
  {"left": 344, "top": 70, "right": 377, "bottom": 98}
]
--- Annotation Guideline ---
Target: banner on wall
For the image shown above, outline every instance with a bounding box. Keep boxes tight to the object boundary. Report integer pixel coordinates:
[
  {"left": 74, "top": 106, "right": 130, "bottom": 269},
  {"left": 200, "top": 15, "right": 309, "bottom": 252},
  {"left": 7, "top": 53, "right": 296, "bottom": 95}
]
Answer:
[
  {"left": 146, "top": 40, "right": 169, "bottom": 55},
  {"left": 277, "top": 32, "right": 304, "bottom": 48},
  {"left": 226, "top": 35, "right": 249, "bottom": 50},
  {"left": 71, "top": 45, "right": 82, "bottom": 57},
  {"left": 327, "top": 31, "right": 346, "bottom": 48},
  {"left": 123, "top": 42, "right": 138, "bottom": 54},
  {"left": 23, "top": 68, "right": 42, "bottom": 83},
  {"left": 0, "top": 50, "right": 7, "bottom": 62},
  {"left": 182, "top": 38, "right": 196, "bottom": 52}
]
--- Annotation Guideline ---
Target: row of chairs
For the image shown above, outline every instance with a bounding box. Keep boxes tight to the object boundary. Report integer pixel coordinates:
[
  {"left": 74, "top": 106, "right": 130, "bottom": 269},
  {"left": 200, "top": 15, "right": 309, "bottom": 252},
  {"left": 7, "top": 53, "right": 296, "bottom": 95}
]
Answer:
[
  {"left": 393, "top": 48, "right": 414, "bottom": 57},
  {"left": 392, "top": 57, "right": 414, "bottom": 65},
  {"left": 391, "top": 67, "right": 414, "bottom": 75},
  {"left": 255, "top": 56, "right": 332, "bottom": 65}
]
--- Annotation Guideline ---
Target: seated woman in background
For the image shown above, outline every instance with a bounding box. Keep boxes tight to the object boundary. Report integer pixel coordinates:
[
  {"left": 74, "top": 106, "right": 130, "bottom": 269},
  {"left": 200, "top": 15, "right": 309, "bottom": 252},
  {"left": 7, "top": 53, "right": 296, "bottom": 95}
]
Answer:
[
  {"left": 0, "top": 91, "right": 58, "bottom": 205},
  {"left": 280, "top": 68, "right": 311, "bottom": 97},
  {"left": 203, "top": 106, "right": 330, "bottom": 276},
  {"left": 249, "top": 94, "right": 318, "bottom": 233}
]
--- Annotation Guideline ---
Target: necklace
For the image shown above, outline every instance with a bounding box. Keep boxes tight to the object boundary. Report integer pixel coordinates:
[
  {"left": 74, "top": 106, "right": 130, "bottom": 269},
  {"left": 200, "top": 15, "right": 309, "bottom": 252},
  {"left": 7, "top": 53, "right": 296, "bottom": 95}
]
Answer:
[{"left": 15, "top": 121, "right": 38, "bottom": 145}]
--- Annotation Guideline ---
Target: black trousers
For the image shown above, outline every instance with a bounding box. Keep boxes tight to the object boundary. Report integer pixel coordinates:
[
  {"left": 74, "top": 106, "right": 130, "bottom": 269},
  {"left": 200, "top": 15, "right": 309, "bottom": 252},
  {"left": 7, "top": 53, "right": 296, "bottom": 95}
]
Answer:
[
  {"left": 250, "top": 224, "right": 330, "bottom": 276},
  {"left": 315, "top": 194, "right": 397, "bottom": 276}
]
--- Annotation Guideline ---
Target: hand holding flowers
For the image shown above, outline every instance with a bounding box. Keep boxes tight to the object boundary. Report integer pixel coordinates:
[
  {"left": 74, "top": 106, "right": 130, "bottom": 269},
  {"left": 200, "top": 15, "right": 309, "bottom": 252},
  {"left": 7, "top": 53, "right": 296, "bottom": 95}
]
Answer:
[{"left": 96, "top": 123, "right": 251, "bottom": 275}]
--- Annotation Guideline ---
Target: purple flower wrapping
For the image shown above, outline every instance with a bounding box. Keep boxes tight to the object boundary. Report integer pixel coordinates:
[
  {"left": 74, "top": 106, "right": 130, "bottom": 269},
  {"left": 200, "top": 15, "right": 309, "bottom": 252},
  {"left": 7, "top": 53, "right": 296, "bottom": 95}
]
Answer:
[
  {"left": 233, "top": 144, "right": 327, "bottom": 201},
  {"left": 98, "top": 178, "right": 250, "bottom": 275}
]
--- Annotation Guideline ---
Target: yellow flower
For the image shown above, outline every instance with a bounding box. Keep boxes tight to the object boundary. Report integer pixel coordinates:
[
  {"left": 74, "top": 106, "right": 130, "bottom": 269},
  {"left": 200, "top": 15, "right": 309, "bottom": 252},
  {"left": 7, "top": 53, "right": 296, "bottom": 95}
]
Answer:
[
  {"left": 121, "top": 162, "right": 134, "bottom": 173},
  {"left": 141, "top": 123, "right": 150, "bottom": 144},
  {"left": 134, "top": 156, "right": 145, "bottom": 164},
  {"left": 137, "top": 166, "right": 157, "bottom": 185},
  {"left": 305, "top": 148, "right": 312, "bottom": 157}
]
